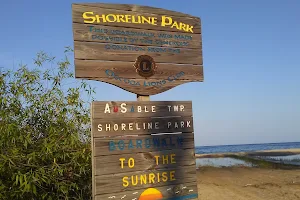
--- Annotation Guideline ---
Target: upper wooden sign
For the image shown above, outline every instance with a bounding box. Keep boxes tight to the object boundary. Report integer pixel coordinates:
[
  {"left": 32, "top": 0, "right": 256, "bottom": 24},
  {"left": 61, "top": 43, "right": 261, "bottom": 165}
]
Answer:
[{"left": 72, "top": 3, "right": 203, "bottom": 95}]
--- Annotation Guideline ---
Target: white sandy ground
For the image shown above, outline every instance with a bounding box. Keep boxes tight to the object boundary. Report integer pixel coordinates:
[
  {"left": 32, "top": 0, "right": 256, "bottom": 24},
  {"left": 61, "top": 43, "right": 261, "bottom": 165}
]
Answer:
[{"left": 197, "top": 167, "right": 300, "bottom": 200}]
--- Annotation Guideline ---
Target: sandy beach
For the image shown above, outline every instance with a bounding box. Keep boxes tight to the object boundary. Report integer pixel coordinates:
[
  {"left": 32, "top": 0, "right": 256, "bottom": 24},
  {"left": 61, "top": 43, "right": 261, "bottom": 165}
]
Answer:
[
  {"left": 196, "top": 167, "right": 300, "bottom": 200},
  {"left": 196, "top": 149, "right": 300, "bottom": 199}
]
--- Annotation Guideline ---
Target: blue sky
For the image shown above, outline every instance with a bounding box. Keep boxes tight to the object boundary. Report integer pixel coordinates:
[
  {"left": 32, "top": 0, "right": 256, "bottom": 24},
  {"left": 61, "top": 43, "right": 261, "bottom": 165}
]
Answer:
[{"left": 0, "top": 0, "right": 299, "bottom": 146}]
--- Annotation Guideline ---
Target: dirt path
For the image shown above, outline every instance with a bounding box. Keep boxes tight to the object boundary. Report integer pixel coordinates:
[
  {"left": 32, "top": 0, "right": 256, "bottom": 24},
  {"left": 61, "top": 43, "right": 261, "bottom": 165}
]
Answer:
[{"left": 197, "top": 167, "right": 300, "bottom": 200}]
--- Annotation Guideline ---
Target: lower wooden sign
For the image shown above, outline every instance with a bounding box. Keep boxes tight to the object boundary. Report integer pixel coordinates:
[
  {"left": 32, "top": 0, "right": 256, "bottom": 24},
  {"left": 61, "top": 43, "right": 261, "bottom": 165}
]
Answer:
[{"left": 91, "top": 101, "right": 198, "bottom": 200}]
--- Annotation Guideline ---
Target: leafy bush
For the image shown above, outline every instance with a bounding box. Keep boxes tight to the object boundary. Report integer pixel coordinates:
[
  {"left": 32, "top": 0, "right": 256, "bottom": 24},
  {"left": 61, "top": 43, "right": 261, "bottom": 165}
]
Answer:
[{"left": 0, "top": 48, "right": 95, "bottom": 200}]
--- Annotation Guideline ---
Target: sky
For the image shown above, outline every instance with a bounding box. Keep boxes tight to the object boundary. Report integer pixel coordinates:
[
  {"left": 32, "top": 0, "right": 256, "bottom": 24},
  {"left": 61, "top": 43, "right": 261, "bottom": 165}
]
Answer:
[{"left": 0, "top": 0, "right": 299, "bottom": 146}]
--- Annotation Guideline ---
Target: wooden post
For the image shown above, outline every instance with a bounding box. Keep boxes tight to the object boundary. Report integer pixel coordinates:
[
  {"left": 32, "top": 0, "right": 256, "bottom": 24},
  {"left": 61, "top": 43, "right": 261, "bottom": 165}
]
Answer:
[{"left": 137, "top": 94, "right": 150, "bottom": 101}]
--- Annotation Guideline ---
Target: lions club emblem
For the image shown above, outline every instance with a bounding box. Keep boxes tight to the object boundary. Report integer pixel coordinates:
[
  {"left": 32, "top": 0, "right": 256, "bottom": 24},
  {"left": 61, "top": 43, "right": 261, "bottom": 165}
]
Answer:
[{"left": 133, "top": 55, "right": 157, "bottom": 78}]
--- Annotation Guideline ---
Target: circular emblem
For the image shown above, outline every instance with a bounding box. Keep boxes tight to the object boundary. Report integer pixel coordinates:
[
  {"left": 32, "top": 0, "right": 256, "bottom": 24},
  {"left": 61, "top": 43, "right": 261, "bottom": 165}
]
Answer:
[
  {"left": 133, "top": 55, "right": 157, "bottom": 78},
  {"left": 173, "top": 185, "right": 182, "bottom": 194}
]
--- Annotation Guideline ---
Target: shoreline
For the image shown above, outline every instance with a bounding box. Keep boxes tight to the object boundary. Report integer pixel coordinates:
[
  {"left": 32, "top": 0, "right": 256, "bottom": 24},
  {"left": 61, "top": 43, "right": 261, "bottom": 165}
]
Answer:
[{"left": 196, "top": 148, "right": 300, "bottom": 158}]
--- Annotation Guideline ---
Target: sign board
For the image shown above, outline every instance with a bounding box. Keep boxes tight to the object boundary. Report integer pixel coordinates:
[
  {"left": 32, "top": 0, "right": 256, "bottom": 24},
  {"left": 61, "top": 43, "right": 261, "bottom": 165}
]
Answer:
[
  {"left": 91, "top": 101, "right": 198, "bottom": 200},
  {"left": 72, "top": 3, "right": 203, "bottom": 95}
]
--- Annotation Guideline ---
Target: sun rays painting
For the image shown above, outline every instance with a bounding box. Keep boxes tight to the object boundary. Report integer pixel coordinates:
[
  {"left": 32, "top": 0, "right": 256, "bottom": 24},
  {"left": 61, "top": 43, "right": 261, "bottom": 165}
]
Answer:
[
  {"left": 107, "top": 185, "right": 198, "bottom": 200},
  {"left": 139, "top": 188, "right": 163, "bottom": 200}
]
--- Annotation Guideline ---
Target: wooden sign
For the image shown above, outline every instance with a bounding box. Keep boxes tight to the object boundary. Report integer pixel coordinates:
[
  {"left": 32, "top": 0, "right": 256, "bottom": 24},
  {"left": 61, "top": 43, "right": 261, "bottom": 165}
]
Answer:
[
  {"left": 91, "top": 101, "right": 198, "bottom": 200},
  {"left": 72, "top": 3, "right": 203, "bottom": 95}
]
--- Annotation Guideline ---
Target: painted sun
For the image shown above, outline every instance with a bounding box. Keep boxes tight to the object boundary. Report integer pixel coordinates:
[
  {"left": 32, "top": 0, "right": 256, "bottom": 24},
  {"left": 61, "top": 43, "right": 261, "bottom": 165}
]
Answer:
[{"left": 139, "top": 188, "right": 163, "bottom": 200}]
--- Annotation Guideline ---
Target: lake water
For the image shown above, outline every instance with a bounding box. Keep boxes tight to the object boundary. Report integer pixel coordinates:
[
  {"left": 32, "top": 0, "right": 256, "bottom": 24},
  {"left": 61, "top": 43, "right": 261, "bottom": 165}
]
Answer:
[
  {"left": 196, "top": 157, "right": 255, "bottom": 168},
  {"left": 196, "top": 142, "right": 300, "bottom": 154},
  {"left": 196, "top": 142, "right": 300, "bottom": 167}
]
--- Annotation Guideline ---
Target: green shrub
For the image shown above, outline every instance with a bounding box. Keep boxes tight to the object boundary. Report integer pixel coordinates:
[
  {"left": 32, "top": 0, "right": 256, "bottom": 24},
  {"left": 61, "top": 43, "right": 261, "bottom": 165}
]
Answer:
[{"left": 0, "top": 48, "right": 95, "bottom": 200}]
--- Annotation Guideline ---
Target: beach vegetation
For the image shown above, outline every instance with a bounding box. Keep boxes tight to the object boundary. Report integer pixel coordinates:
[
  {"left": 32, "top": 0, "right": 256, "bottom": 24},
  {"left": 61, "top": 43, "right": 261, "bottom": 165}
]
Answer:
[{"left": 0, "top": 48, "right": 95, "bottom": 200}]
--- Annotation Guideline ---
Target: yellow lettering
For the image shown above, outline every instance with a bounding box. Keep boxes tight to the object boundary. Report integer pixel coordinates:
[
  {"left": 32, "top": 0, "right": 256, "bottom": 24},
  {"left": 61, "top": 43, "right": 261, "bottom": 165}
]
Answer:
[
  {"left": 131, "top": 175, "right": 138, "bottom": 186},
  {"left": 128, "top": 158, "right": 135, "bottom": 168},
  {"left": 161, "top": 16, "right": 173, "bottom": 27},
  {"left": 162, "top": 155, "right": 168, "bottom": 164},
  {"left": 132, "top": 15, "right": 141, "bottom": 23},
  {"left": 106, "top": 14, "right": 117, "bottom": 22},
  {"left": 82, "top": 12, "right": 96, "bottom": 23},
  {"left": 171, "top": 21, "right": 179, "bottom": 29},
  {"left": 140, "top": 174, "right": 147, "bottom": 184},
  {"left": 141, "top": 16, "right": 151, "bottom": 24},
  {"left": 116, "top": 15, "right": 125, "bottom": 22},
  {"left": 180, "top": 23, "right": 186, "bottom": 31},
  {"left": 162, "top": 172, "right": 168, "bottom": 182},
  {"left": 171, "top": 154, "right": 176, "bottom": 164},
  {"left": 125, "top": 15, "right": 131, "bottom": 22},
  {"left": 152, "top": 17, "right": 158, "bottom": 25},
  {"left": 154, "top": 155, "right": 160, "bottom": 165},
  {"left": 170, "top": 171, "right": 176, "bottom": 181},
  {"left": 122, "top": 176, "right": 129, "bottom": 187},
  {"left": 187, "top": 25, "right": 194, "bottom": 33},
  {"left": 124, "top": 171, "right": 177, "bottom": 187},
  {"left": 119, "top": 158, "right": 125, "bottom": 169},
  {"left": 96, "top": 14, "right": 107, "bottom": 23},
  {"left": 149, "top": 173, "right": 155, "bottom": 184},
  {"left": 82, "top": 12, "right": 193, "bottom": 33}
]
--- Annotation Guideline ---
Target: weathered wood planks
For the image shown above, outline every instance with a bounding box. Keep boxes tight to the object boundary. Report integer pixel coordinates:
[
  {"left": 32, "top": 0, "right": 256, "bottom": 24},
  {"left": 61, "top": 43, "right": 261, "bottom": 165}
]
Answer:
[
  {"left": 74, "top": 41, "right": 202, "bottom": 64},
  {"left": 89, "top": 77, "right": 201, "bottom": 95},
  {"left": 93, "top": 133, "right": 195, "bottom": 156},
  {"left": 94, "top": 165, "right": 197, "bottom": 195},
  {"left": 75, "top": 60, "right": 203, "bottom": 79},
  {"left": 73, "top": 24, "right": 202, "bottom": 49},
  {"left": 95, "top": 182, "right": 198, "bottom": 200},
  {"left": 91, "top": 101, "right": 193, "bottom": 119},
  {"left": 72, "top": 4, "right": 201, "bottom": 33},
  {"left": 92, "top": 116, "right": 194, "bottom": 136},
  {"left": 91, "top": 101, "right": 198, "bottom": 199},
  {"left": 72, "top": 3, "right": 203, "bottom": 95},
  {"left": 95, "top": 149, "right": 196, "bottom": 175},
  {"left": 74, "top": 60, "right": 203, "bottom": 95}
]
